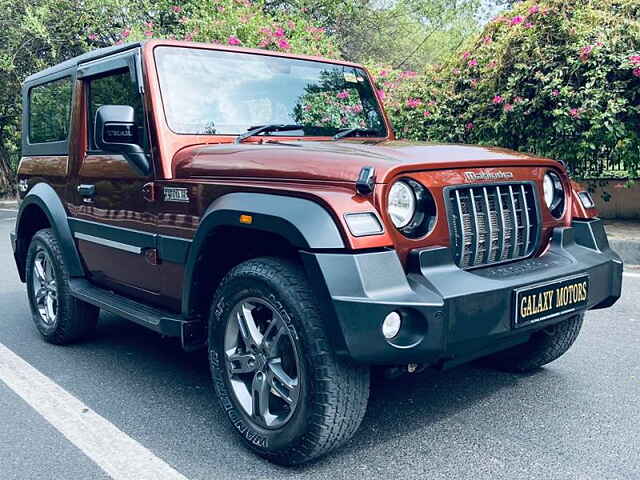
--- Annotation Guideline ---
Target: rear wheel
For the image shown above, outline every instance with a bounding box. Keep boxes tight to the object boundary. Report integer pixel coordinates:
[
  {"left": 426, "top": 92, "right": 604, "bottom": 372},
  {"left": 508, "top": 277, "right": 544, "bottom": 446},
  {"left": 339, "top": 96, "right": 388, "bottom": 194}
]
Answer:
[
  {"left": 209, "top": 257, "right": 370, "bottom": 465},
  {"left": 25, "top": 229, "right": 99, "bottom": 344},
  {"left": 484, "top": 314, "right": 584, "bottom": 372}
]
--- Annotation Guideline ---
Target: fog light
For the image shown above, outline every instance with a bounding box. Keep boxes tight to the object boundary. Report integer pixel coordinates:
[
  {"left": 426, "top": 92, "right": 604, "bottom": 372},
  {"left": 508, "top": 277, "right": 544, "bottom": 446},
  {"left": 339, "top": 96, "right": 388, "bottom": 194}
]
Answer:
[{"left": 382, "top": 311, "right": 402, "bottom": 339}]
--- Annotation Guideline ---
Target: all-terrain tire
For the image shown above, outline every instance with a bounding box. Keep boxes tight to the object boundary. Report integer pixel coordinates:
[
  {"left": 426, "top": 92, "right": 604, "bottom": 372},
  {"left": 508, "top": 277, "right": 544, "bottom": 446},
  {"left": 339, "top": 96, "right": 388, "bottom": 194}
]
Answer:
[
  {"left": 485, "top": 314, "right": 584, "bottom": 373},
  {"left": 25, "top": 228, "right": 99, "bottom": 344},
  {"left": 208, "top": 257, "right": 370, "bottom": 465}
]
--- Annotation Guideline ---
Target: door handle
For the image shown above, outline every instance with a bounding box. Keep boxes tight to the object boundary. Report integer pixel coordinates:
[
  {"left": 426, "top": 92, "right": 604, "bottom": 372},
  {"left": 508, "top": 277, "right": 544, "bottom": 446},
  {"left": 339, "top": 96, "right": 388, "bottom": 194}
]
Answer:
[{"left": 77, "top": 184, "right": 96, "bottom": 197}]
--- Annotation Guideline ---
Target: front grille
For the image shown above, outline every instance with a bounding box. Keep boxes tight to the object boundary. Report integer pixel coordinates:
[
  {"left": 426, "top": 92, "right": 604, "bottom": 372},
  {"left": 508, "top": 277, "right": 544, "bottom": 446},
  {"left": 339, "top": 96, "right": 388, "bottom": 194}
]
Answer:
[{"left": 447, "top": 183, "right": 539, "bottom": 269}]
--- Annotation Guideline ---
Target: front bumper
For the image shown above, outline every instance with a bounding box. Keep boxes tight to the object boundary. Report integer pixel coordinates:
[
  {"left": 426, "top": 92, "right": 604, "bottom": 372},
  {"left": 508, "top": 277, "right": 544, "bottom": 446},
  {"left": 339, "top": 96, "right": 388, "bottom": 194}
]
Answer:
[{"left": 302, "top": 219, "right": 622, "bottom": 366}]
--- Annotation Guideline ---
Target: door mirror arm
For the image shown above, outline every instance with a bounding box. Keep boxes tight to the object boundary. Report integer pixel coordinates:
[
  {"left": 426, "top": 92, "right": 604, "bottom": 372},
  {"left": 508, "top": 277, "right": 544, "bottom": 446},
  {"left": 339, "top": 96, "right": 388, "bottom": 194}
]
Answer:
[{"left": 94, "top": 105, "right": 150, "bottom": 176}]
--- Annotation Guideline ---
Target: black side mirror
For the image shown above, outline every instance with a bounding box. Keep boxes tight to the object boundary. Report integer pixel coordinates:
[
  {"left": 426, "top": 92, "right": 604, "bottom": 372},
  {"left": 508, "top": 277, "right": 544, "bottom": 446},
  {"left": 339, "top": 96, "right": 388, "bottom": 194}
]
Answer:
[{"left": 95, "top": 105, "right": 150, "bottom": 176}]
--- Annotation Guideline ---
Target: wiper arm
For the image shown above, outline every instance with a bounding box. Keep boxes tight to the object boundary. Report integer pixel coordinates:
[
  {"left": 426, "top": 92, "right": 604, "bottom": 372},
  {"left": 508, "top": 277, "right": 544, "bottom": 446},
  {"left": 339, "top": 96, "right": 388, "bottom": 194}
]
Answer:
[
  {"left": 234, "top": 124, "right": 304, "bottom": 144},
  {"left": 333, "top": 127, "right": 378, "bottom": 140}
]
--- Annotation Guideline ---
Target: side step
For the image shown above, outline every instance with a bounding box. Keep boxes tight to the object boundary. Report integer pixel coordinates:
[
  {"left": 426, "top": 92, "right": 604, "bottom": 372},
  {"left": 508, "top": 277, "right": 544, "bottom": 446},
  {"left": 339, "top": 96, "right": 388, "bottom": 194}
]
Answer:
[{"left": 68, "top": 279, "right": 206, "bottom": 351}]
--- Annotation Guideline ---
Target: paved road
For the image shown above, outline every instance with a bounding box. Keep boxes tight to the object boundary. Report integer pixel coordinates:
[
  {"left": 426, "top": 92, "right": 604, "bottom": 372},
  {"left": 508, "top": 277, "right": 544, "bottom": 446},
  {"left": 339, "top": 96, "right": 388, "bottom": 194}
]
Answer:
[{"left": 0, "top": 207, "right": 638, "bottom": 480}]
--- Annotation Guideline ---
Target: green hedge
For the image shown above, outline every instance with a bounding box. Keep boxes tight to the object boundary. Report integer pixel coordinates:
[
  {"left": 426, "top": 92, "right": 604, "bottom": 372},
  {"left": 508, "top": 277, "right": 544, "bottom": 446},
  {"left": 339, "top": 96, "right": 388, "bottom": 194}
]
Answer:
[{"left": 372, "top": 0, "right": 640, "bottom": 178}]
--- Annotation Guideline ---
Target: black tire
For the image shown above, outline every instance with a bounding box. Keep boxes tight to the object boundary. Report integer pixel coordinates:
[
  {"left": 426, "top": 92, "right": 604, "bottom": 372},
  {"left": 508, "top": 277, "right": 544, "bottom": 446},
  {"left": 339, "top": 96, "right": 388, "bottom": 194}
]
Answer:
[
  {"left": 208, "top": 257, "right": 370, "bottom": 465},
  {"left": 25, "top": 228, "right": 99, "bottom": 344},
  {"left": 484, "top": 314, "right": 584, "bottom": 373}
]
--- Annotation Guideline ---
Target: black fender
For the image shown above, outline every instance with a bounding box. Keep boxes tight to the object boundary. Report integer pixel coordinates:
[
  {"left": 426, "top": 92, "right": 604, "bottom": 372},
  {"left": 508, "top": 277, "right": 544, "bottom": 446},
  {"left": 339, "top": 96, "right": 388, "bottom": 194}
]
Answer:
[
  {"left": 181, "top": 192, "right": 345, "bottom": 317},
  {"left": 14, "top": 183, "right": 85, "bottom": 281}
]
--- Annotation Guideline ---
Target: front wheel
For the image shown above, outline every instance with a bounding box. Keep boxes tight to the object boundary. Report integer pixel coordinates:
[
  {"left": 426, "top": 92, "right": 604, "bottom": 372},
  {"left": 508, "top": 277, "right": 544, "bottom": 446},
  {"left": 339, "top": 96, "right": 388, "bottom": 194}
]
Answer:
[
  {"left": 25, "top": 229, "right": 99, "bottom": 344},
  {"left": 484, "top": 314, "right": 584, "bottom": 372},
  {"left": 208, "top": 257, "right": 370, "bottom": 465}
]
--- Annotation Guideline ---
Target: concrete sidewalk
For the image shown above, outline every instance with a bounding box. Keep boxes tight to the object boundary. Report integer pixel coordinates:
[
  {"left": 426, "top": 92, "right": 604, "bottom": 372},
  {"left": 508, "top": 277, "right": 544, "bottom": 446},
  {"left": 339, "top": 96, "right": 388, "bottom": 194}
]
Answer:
[{"left": 604, "top": 220, "right": 640, "bottom": 266}]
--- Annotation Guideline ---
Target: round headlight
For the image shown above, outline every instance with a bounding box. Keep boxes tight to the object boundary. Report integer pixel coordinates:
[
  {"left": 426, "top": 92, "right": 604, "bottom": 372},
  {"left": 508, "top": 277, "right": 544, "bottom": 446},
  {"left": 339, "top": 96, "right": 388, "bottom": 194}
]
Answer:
[
  {"left": 388, "top": 181, "right": 416, "bottom": 228},
  {"left": 543, "top": 173, "right": 555, "bottom": 208},
  {"left": 543, "top": 171, "right": 565, "bottom": 218}
]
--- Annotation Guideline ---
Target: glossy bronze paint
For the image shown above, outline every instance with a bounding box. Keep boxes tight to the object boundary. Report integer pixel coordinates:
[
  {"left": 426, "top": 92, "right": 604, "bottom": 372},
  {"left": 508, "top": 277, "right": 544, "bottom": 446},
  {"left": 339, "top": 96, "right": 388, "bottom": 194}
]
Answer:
[{"left": 18, "top": 156, "right": 68, "bottom": 177}]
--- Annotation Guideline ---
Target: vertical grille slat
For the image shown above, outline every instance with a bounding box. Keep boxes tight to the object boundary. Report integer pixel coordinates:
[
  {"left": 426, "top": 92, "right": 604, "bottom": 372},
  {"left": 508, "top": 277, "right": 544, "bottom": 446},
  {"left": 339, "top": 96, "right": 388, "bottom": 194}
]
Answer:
[{"left": 448, "top": 183, "right": 539, "bottom": 269}]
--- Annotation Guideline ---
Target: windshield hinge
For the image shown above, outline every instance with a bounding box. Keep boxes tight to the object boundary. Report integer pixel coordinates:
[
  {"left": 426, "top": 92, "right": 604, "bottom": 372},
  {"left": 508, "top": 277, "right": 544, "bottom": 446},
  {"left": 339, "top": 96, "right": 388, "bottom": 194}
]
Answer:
[{"left": 356, "top": 166, "right": 375, "bottom": 195}]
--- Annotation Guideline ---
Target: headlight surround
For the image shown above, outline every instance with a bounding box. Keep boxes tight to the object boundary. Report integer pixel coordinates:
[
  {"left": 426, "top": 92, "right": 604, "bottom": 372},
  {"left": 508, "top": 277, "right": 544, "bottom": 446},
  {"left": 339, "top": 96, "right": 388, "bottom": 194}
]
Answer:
[
  {"left": 388, "top": 179, "right": 436, "bottom": 238},
  {"left": 388, "top": 181, "right": 416, "bottom": 229},
  {"left": 543, "top": 171, "right": 565, "bottom": 218}
]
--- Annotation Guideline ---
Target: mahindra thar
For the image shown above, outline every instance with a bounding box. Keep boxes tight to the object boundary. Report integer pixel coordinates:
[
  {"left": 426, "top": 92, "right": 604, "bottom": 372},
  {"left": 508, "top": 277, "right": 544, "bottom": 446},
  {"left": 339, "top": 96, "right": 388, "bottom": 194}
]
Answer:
[{"left": 11, "top": 40, "right": 622, "bottom": 464}]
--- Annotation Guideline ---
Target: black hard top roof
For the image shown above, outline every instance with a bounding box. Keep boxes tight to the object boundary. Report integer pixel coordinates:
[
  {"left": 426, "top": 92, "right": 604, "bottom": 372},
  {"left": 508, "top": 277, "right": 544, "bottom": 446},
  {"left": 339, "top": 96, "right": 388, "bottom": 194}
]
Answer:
[{"left": 24, "top": 42, "right": 143, "bottom": 85}]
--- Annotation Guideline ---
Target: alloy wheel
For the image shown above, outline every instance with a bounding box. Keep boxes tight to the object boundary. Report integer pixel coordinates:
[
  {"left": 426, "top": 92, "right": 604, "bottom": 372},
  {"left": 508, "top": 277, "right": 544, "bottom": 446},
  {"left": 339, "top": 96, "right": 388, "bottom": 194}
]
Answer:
[
  {"left": 223, "top": 297, "right": 301, "bottom": 429},
  {"left": 32, "top": 248, "right": 58, "bottom": 326}
]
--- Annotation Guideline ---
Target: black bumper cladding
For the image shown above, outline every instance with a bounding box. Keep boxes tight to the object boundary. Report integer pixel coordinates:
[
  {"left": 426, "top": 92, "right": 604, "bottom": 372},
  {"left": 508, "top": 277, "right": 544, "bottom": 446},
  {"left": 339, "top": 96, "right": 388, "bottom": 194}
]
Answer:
[{"left": 302, "top": 219, "right": 622, "bottom": 366}]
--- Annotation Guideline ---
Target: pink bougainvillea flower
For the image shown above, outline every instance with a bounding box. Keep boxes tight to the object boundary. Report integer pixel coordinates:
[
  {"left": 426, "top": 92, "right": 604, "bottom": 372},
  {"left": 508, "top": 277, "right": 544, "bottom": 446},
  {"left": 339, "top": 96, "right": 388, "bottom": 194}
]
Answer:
[
  {"left": 351, "top": 105, "right": 363, "bottom": 113},
  {"left": 260, "top": 27, "right": 272, "bottom": 35},
  {"left": 400, "top": 70, "right": 417, "bottom": 79},
  {"left": 274, "top": 27, "right": 285, "bottom": 37},
  {"left": 629, "top": 55, "right": 640, "bottom": 65},
  {"left": 87, "top": 33, "right": 98, "bottom": 41},
  {"left": 487, "top": 60, "right": 497, "bottom": 69},
  {"left": 483, "top": 36, "right": 493, "bottom": 44},
  {"left": 569, "top": 108, "right": 582, "bottom": 118},
  {"left": 183, "top": 33, "right": 193, "bottom": 41},
  {"left": 378, "top": 69, "right": 389, "bottom": 78},
  {"left": 633, "top": 68, "right": 640, "bottom": 78},
  {"left": 511, "top": 16, "right": 524, "bottom": 25},
  {"left": 452, "top": 68, "right": 461, "bottom": 75},
  {"left": 513, "top": 96, "right": 524, "bottom": 103},
  {"left": 227, "top": 36, "right": 241, "bottom": 45},
  {"left": 303, "top": 104, "right": 312, "bottom": 111},
  {"left": 172, "top": 5, "right": 182, "bottom": 13},
  {"left": 423, "top": 110, "right": 431, "bottom": 117},
  {"left": 278, "top": 39, "right": 291, "bottom": 50},
  {"left": 406, "top": 98, "right": 422, "bottom": 108},
  {"left": 258, "top": 39, "right": 269, "bottom": 47},
  {"left": 336, "top": 90, "right": 350, "bottom": 99},
  {"left": 178, "top": 16, "right": 189, "bottom": 24},
  {"left": 121, "top": 29, "right": 131, "bottom": 38},
  {"left": 217, "top": 5, "right": 225, "bottom": 12},
  {"left": 492, "top": 95, "right": 503, "bottom": 104},
  {"left": 503, "top": 103, "right": 513, "bottom": 112},
  {"left": 466, "top": 122, "right": 474, "bottom": 130},
  {"left": 529, "top": 5, "right": 540, "bottom": 14},
  {"left": 524, "top": 22, "right": 534, "bottom": 28},
  {"left": 287, "top": 20, "right": 296, "bottom": 30},
  {"left": 462, "top": 51, "right": 471, "bottom": 59},
  {"left": 377, "top": 89, "right": 385, "bottom": 101},
  {"left": 468, "top": 59, "right": 478, "bottom": 67},
  {"left": 551, "top": 89, "right": 560, "bottom": 97},
  {"left": 579, "top": 45, "right": 593, "bottom": 62}
]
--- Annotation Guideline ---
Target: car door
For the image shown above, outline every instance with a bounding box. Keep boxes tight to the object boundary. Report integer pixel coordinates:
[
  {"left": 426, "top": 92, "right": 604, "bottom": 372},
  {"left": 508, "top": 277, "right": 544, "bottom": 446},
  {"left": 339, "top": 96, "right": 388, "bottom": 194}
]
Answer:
[{"left": 68, "top": 52, "right": 161, "bottom": 304}]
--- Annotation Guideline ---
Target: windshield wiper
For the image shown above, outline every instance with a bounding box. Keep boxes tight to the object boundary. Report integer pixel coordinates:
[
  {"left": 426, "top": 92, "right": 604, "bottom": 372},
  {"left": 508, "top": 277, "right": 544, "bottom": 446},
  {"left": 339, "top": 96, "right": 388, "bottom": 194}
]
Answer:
[
  {"left": 234, "top": 124, "right": 304, "bottom": 144},
  {"left": 333, "top": 127, "right": 379, "bottom": 140}
]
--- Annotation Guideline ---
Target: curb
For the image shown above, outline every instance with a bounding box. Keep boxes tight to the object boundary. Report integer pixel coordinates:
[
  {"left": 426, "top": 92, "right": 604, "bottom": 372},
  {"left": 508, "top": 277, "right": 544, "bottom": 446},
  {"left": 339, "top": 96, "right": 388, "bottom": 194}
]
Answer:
[
  {"left": 609, "top": 238, "right": 640, "bottom": 267},
  {"left": 0, "top": 200, "right": 18, "bottom": 209}
]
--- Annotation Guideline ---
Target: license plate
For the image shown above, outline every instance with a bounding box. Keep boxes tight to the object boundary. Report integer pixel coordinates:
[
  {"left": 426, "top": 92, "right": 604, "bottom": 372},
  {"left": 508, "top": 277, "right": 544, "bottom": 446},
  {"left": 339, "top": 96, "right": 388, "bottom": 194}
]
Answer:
[{"left": 514, "top": 274, "right": 589, "bottom": 327}]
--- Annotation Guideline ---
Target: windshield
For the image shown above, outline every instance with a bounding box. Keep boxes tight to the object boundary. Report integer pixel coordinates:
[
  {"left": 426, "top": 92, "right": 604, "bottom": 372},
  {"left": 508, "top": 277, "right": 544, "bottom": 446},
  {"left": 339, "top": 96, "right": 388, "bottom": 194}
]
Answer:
[{"left": 154, "top": 46, "right": 387, "bottom": 138}]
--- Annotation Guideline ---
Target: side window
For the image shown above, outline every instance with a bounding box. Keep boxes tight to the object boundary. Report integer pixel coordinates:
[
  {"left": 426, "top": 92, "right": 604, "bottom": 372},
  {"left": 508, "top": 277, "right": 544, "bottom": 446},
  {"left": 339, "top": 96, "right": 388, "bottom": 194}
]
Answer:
[
  {"left": 88, "top": 69, "right": 147, "bottom": 151},
  {"left": 29, "top": 77, "right": 72, "bottom": 144}
]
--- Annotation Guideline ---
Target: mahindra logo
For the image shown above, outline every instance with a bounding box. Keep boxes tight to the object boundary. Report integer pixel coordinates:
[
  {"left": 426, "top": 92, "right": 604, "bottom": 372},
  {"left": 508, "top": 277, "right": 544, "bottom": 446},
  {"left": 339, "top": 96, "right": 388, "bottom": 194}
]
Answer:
[{"left": 464, "top": 171, "right": 514, "bottom": 182}]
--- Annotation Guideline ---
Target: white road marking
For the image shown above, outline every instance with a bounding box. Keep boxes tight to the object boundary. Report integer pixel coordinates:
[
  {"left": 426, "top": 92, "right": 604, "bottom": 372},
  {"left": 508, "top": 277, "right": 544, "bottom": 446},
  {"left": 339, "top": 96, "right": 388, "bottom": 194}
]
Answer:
[
  {"left": 0, "top": 208, "right": 17, "bottom": 212},
  {"left": 0, "top": 343, "right": 189, "bottom": 480},
  {"left": 1, "top": 217, "right": 16, "bottom": 222},
  {"left": 623, "top": 271, "right": 640, "bottom": 279}
]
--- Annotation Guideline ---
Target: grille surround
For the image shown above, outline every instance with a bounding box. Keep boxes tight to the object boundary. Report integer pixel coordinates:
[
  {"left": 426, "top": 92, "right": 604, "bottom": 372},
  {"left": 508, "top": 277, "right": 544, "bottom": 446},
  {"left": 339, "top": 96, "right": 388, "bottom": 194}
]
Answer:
[{"left": 445, "top": 181, "right": 541, "bottom": 269}]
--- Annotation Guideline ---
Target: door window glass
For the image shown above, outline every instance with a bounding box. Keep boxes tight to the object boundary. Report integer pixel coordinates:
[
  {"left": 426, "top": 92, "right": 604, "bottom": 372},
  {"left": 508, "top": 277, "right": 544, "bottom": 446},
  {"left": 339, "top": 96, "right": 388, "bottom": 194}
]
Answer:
[{"left": 88, "top": 69, "right": 147, "bottom": 151}]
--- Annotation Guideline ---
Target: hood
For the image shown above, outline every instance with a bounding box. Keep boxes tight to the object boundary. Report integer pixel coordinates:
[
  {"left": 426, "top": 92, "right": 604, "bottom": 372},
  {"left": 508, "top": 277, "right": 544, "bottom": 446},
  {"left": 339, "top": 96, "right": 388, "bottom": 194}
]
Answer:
[{"left": 173, "top": 139, "right": 561, "bottom": 183}]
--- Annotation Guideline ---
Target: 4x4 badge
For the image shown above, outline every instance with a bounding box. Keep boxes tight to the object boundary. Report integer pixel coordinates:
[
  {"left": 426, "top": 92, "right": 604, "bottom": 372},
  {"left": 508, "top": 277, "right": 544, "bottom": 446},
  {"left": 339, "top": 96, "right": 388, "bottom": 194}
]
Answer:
[{"left": 164, "top": 187, "right": 190, "bottom": 203}]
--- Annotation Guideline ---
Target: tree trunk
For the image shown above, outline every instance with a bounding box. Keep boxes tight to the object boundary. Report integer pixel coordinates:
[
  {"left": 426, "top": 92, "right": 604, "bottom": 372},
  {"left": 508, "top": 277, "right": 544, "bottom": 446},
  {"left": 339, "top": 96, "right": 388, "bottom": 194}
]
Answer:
[{"left": 0, "top": 141, "right": 17, "bottom": 198}]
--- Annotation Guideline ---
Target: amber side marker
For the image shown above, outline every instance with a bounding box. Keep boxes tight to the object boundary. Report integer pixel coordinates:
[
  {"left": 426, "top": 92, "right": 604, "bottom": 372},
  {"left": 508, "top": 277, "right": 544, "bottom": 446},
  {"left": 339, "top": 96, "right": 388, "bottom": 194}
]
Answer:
[{"left": 239, "top": 214, "right": 253, "bottom": 224}]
